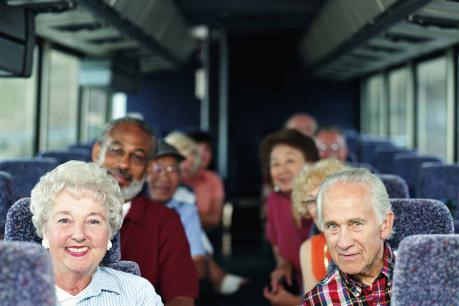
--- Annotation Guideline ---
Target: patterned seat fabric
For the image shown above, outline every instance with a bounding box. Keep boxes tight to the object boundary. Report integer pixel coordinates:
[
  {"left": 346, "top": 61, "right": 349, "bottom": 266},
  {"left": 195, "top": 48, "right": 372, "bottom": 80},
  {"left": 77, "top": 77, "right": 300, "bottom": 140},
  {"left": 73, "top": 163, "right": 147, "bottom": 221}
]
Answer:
[
  {"left": 388, "top": 199, "right": 454, "bottom": 250},
  {"left": 378, "top": 174, "right": 409, "bottom": 199},
  {"left": 37, "top": 151, "right": 91, "bottom": 164},
  {"left": 0, "top": 159, "right": 59, "bottom": 201},
  {"left": 5, "top": 198, "right": 122, "bottom": 265},
  {"left": 106, "top": 260, "right": 141, "bottom": 276},
  {"left": 0, "top": 240, "right": 56, "bottom": 305},
  {"left": 393, "top": 154, "right": 442, "bottom": 197},
  {"left": 0, "top": 171, "right": 14, "bottom": 236},
  {"left": 392, "top": 234, "right": 459, "bottom": 306}
]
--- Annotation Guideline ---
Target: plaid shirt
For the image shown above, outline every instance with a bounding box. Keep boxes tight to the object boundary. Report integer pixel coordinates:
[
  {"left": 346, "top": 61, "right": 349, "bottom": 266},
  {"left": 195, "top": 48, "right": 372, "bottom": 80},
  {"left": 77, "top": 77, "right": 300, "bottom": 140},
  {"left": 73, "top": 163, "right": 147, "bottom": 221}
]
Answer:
[{"left": 303, "top": 242, "right": 394, "bottom": 306}]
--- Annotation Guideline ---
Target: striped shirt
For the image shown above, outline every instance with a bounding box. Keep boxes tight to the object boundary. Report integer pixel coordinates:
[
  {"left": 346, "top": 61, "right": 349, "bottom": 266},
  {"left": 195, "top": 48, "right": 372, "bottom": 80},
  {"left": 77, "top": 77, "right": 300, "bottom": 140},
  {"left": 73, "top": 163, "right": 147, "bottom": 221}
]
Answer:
[
  {"left": 303, "top": 242, "right": 394, "bottom": 306},
  {"left": 55, "top": 266, "right": 163, "bottom": 306}
]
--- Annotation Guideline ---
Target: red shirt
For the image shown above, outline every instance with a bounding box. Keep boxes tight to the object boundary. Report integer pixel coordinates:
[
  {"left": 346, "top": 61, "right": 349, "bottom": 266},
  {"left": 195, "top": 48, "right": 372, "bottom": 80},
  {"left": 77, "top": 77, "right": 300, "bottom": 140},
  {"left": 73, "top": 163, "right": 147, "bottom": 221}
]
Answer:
[
  {"left": 304, "top": 242, "right": 394, "bottom": 306},
  {"left": 120, "top": 196, "right": 198, "bottom": 302},
  {"left": 265, "top": 191, "right": 313, "bottom": 276}
]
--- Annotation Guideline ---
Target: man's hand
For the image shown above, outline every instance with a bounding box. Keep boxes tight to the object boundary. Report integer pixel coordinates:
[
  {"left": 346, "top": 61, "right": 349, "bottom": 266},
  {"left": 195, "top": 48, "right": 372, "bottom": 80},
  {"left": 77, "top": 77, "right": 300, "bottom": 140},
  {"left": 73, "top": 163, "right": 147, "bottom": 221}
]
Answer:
[
  {"left": 270, "top": 262, "right": 292, "bottom": 293},
  {"left": 263, "top": 285, "right": 301, "bottom": 306}
]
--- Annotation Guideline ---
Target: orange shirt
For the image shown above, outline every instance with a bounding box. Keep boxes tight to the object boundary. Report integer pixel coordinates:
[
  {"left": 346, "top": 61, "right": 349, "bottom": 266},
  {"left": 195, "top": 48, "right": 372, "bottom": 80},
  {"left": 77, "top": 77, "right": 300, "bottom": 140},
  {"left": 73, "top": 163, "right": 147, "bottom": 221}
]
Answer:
[{"left": 310, "top": 233, "right": 332, "bottom": 280}]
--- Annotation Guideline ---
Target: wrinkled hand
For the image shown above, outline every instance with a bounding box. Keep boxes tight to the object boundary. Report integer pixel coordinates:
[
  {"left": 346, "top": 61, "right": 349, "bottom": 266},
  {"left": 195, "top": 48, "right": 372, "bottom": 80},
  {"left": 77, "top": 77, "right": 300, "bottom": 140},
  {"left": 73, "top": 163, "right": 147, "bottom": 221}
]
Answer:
[
  {"left": 270, "top": 264, "right": 292, "bottom": 293},
  {"left": 263, "top": 285, "right": 301, "bottom": 306}
]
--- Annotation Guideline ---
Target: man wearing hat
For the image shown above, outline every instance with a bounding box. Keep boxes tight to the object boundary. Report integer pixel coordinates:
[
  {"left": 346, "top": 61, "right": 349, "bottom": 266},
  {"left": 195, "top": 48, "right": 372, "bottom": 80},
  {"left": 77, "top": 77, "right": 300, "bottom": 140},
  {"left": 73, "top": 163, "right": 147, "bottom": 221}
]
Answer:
[
  {"left": 148, "top": 140, "right": 207, "bottom": 270},
  {"left": 148, "top": 140, "right": 248, "bottom": 299}
]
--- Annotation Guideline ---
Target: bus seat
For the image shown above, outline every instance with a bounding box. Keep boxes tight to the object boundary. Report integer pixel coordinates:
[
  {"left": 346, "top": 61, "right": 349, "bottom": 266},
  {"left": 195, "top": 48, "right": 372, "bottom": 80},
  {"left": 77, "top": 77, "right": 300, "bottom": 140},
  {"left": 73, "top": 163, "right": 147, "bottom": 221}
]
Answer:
[
  {"left": 377, "top": 174, "right": 409, "bottom": 199},
  {"left": 388, "top": 199, "right": 454, "bottom": 250},
  {"left": 358, "top": 139, "right": 393, "bottom": 165},
  {"left": 392, "top": 234, "right": 459, "bottom": 306},
  {"left": 0, "top": 159, "right": 58, "bottom": 201},
  {"left": 37, "top": 150, "right": 91, "bottom": 164},
  {"left": 393, "top": 154, "right": 442, "bottom": 197},
  {"left": 4, "top": 198, "right": 139, "bottom": 275},
  {"left": 0, "top": 240, "right": 56, "bottom": 305},
  {"left": 348, "top": 162, "right": 378, "bottom": 173},
  {"left": 373, "top": 148, "right": 415, "bottom": 174},
  {"left": 0, "top": 171, "right": 13, "bottom": 237},
  {"left": 417, "top": 164, "right": 459, "bottom": 213}
]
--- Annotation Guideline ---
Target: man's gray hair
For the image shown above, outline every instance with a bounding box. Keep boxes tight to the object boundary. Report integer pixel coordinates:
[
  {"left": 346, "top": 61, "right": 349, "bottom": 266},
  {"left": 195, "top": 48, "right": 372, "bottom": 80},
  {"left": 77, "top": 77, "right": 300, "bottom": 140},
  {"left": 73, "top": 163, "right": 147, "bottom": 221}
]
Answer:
[
  {"left": 316, "top": 168, "right": 392, "bottom": 231},
  {"left": 98, "top": 117, "right": 156, "bottom": 158},
  {"left": 30, "top": 161, "right": 123, "bottom": 238}
]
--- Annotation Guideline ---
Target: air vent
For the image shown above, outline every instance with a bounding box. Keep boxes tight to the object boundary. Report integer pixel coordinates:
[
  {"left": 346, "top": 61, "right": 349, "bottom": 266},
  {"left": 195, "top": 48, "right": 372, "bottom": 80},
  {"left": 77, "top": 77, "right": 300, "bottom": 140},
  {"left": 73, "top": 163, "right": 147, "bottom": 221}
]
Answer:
[
  {"left": 88, "top": 36, "right": 124, "bottom": 45},
  {"left": 383, "top": 32, "right": 432, "bottom": 44},
  {"left": 409, "top": 14, "right": 459, "bottom": 30},
  {"left": 53, "top": 21, "right": 105, "bottom": 32},
  {"left": 365, "top": 44, "right": 402, "bottom": 54},
  {"left": 349, "top": 53, "right": 381, "bottom": 61}
]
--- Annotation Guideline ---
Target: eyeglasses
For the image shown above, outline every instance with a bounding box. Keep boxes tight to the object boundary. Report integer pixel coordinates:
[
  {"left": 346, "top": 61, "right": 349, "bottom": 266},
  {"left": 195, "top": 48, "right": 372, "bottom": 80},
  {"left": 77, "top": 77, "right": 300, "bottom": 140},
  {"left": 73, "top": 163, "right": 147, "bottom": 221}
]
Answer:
[
  {"left": 305, "top": 198, "right": 317, "bottom": 208},
  {"left": 152, "top": 163, "right": 180, "bottom": 175},
  {"left": 318, "top": 143, "right": 340, "bottom": 152},
  {"left": 105, "top": 144, "right": 148, "bottom": 166}
]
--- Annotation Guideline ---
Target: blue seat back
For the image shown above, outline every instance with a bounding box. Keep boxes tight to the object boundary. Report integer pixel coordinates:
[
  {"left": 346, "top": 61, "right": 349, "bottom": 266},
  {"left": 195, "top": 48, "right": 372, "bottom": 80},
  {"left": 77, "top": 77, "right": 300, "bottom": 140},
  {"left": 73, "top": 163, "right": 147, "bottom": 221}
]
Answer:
[
  {"left": 377, "top": 174, "right": 409, "bottom": 199},
  {"left": 0, "top": 171, "right": 13, "bottom": 236},
  {"left": 393, "top": 154, "right": 442, "bottom": 197},
  {"left": 392, "top": 234, "right": 459, "bottom": 306},
  {"left": 388, "top": 199, "right": 454, "bottom": 250},
  {"left": 0, "top": 159, "right": 58, "bottom": 200},
  {"left": 0, "top": 240, "right": 56, "bottom": 305},
  {"left": 37, "top": 151, "right": 91, "bottom": 164}
]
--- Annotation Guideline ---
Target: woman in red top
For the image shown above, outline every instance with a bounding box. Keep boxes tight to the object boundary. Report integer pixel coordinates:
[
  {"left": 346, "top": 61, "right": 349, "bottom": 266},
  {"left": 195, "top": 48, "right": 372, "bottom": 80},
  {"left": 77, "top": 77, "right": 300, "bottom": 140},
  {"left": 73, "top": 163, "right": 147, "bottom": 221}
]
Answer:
[
  {"left": 291, "top": 158, "right": 349, "bottom": 292},
  {"left": 260, "top": 129, "right": 319, "bottom": 306}
]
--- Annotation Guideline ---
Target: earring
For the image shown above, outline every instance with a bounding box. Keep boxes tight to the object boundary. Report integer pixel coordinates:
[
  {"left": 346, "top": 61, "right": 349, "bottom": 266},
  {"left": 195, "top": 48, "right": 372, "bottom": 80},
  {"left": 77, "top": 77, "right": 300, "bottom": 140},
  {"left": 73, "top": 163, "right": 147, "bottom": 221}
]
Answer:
[
  {"left": 274, "top": 185, "right": 280, "bottom": 192},
  {"left": 106, "top": 240, "right": 113, "bottom": 251},
  {"left": 41, "top": 238, "right": 49, "bottom": 249}
]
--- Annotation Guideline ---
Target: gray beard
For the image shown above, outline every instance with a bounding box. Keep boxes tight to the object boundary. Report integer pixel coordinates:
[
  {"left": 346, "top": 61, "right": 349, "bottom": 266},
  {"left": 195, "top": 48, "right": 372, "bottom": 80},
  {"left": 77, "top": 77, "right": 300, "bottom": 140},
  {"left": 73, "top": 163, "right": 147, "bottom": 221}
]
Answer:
[
  {"left": 121, "top": 176, "right": 145, "bottom": 201},
  {"left": 96, "top": 149, "right": 145, "bottom": 201}
]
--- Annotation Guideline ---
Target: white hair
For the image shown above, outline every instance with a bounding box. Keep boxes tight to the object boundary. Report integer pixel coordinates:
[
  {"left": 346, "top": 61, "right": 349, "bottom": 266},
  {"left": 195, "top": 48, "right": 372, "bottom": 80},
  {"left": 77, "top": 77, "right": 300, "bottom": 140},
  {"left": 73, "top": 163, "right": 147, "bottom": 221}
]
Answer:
[
  {"left": 316, "top": 168, "right": 392, "bottom": 231},
  {"left": 30, "top": 161, "right": 123, "bottom": 238}
]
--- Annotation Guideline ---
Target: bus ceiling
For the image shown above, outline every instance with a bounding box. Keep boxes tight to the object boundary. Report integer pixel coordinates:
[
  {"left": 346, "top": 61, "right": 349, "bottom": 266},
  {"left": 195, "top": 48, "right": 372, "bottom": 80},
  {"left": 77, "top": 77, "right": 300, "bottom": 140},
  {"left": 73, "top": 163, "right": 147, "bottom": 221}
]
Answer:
[{"left": 4, "top": 0, "right": 459, "bottom": 80}]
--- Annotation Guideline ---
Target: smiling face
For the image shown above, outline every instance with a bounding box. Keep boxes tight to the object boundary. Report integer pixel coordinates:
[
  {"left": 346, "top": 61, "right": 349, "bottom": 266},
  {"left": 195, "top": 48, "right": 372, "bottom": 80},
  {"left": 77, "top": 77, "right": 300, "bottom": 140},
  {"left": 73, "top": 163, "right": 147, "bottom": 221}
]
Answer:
[
  {"left": 43, "top": 191, "right": 110, "bottom": 281},
  {"left": 92, "top": 122, "right": 154, "bottom": 200},
  {"left": 148, "top": 156, "right": 181, "bottom": 202},
  {"left": 321, "top": 182, "right": 393, "bottom": 285},
  {"left": 270, "top": 144, "right": 306, "bottom": 193}
]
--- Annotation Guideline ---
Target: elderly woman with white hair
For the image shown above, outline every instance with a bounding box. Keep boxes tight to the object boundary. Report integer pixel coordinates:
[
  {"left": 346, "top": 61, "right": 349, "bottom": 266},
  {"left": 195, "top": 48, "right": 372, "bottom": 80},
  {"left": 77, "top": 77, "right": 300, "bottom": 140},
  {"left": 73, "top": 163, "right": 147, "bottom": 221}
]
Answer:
[{"left": 30, "top": 161, "right": 163, "bottom": 306}]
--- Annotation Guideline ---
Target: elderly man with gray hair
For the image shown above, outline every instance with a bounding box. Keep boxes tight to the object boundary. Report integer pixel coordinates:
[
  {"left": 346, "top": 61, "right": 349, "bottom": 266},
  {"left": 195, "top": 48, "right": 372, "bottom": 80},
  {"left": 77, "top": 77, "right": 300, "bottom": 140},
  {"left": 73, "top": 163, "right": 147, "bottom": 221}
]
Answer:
[{"left": 303, "top": 168, "right": 395, "bottom": 305}]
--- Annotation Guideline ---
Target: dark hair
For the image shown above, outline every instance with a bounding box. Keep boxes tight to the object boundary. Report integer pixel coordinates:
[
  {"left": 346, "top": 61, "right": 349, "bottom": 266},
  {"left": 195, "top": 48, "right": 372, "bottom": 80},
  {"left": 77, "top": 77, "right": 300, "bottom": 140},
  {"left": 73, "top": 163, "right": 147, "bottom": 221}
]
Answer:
[
  {"left": 259, "top": 129, "right": 320, "bottom": 178},
  {"left": 187, "top": 130, "right": 213, "bottom": 147},
  {"left": 98, "top": 117, "right": 157, "bottom": 158}
]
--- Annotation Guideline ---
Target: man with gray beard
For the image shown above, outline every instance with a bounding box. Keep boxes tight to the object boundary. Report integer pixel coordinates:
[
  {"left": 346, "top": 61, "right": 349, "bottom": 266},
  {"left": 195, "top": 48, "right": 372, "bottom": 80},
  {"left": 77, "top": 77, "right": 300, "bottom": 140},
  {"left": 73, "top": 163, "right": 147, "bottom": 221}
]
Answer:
[{"left": 92, "top": 117, "right": 198, "bottom": 306}]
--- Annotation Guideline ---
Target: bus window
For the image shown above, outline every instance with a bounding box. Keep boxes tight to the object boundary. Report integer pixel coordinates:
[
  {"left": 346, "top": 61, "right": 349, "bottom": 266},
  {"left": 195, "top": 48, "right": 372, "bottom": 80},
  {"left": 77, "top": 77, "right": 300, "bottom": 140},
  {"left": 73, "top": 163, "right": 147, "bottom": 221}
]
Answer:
[
  {"left": 389, "top": 67, "right": 412, "bottom": 147},
  {"left": 80, "top": 87, "right": 109, "bottom": 143},
  {"left": 417, "top": 57, "right": 448, "bottom": 160},
  {"left": 45, "top": 49, "right": 80, "bottom": 150},
  {"left": 0, "top": 50, "right": 38, "bottom": 158},
  {"left": 361, "top": 74, "right": 387, "bottom": 137}
]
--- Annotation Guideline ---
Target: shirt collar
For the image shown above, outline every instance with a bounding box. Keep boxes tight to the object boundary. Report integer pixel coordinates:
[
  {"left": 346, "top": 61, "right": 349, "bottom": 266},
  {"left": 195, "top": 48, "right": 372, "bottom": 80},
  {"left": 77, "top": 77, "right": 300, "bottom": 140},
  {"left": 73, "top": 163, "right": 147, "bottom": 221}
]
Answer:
[
  {"left": 340, "top": 241, "right": 394, "bottom": 294},
  {"left": 78, "top": 267, "right": 121, "bottom": 301}
]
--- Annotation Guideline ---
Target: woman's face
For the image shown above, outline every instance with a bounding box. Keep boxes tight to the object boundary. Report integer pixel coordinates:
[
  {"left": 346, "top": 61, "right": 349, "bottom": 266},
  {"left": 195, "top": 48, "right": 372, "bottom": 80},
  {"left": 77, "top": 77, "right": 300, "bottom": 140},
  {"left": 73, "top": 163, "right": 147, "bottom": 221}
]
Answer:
[
  {"left": 303, "top": 186, "right": 320, "bottom": 227},
  {"left": 270, "top": 144, "right": 306, "bottom": 193},
  {"left": 180, "top": 152, "right": 199, "bottom": 180},
  {"left": 43, "top": 191, "right": 111, "bottom": 280}
]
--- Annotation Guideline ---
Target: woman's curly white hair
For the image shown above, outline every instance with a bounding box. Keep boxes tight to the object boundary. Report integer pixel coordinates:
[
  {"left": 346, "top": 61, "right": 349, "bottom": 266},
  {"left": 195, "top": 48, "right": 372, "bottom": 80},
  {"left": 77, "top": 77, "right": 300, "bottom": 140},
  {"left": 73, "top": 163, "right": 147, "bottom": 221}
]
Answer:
[{"left": 30, "top": 161, "right": 123, "bottom": 238}]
